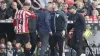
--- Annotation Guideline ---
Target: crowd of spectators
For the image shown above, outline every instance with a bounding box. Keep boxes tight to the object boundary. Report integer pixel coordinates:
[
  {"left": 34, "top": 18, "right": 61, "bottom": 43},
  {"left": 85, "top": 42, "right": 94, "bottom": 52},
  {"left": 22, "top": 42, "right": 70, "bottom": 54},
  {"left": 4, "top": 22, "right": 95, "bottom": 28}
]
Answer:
[{"left": 0, "top": 0, "right": 100, "bottom": 56}]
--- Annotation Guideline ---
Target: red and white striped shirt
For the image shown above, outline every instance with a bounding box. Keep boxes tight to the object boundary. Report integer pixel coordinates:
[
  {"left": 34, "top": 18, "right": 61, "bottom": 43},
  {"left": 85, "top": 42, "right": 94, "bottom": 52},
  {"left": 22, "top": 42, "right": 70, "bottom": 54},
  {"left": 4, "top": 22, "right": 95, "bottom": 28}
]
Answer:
[{"left": 13, "top": 10, "right": 36, "bottom": 34}]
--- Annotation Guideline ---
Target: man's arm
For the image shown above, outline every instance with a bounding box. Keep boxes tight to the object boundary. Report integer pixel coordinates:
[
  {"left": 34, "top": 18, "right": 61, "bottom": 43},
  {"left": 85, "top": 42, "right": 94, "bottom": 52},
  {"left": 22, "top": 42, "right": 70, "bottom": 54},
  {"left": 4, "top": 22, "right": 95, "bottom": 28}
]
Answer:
[
  {"left": 79, "top": 14, "right": 86, "bottom": 31},
  {"left": 17, "top": 0, "right": 23, "bottom": 7},
  {"left": 31, "top": 0, "right": 42, "bottom": 10},
  {"left": 26, "top": 10, "right": 36, "bottom": 18},
  {"left": 61, "top": 11, "right": 68, "bottom": 30},
  {"left": 13, "top": 10, "right": 18, "bottom": 26},
  {"left": 60, "top": 11, "right": 68, "bottom": 36},
  {"left": 45, "top": 12, "right": 52, "bottom": 33},
  {"left": 33, "top": 0, "right": 42, "bottom": 8}
]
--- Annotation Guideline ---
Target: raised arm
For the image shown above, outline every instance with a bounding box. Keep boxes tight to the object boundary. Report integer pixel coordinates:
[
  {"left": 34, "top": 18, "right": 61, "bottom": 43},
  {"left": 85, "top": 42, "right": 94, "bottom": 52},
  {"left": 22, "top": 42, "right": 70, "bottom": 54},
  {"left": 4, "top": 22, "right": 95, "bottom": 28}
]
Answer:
[
  {"left": 17, "top": 0, "right": 23, "bottom": 7},
  {"left": 26, "top": 10, "right": 36, "bottom": 18}
]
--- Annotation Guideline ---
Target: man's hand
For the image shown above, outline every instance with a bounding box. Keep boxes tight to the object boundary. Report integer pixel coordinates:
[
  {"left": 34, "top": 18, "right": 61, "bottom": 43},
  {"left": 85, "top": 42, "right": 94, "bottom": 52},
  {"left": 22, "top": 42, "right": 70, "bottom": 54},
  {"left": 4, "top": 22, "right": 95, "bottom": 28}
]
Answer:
[
  {"left": 49, "top": 31, "right": 53, "bottom": 36},
  {"left": 61, "top": 30, "right": 65, "bottom": 36}
]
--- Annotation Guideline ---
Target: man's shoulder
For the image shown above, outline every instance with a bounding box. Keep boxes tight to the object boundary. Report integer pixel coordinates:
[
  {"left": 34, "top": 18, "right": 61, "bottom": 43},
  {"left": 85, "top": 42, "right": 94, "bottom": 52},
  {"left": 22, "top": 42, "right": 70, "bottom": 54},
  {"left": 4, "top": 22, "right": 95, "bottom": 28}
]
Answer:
[
  {"left": 75, "top": 12, "right": 82, "bottom": 16},
  {"left": 57, "top": 10, "right": 64, "bottom": 14}
]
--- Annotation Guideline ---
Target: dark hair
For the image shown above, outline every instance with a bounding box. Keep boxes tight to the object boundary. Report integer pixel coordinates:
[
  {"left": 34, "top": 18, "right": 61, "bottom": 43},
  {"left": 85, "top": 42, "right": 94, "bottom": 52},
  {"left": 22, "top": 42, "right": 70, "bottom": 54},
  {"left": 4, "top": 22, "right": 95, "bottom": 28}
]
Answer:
[
  {"left": 53, "top": 1, "right": 59, "bottom": 8},
  {"left": 1, "top": 1, "right": 6, "bottom": 4},
  {"left": 48, "top": 2, "right": 53, "bottom": 4},
  {"left": 63, "top": 2, "right": 67, "bottom": 5},
  {"left": 68, "top": 5, "right": 76, "bottom": 10},
  {"left": 62, "top": 2, "right": 68, "bottom": 6},
  {"left": 23, "top": 2, "right": 31, "bottom": 6}
]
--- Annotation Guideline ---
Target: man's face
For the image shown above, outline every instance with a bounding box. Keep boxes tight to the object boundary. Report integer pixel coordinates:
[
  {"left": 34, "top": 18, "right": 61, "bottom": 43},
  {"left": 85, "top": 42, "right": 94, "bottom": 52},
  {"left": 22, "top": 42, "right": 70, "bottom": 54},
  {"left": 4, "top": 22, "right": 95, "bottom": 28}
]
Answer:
[
  {"left": 7, "top": 42, "right": 12, "bottom": 49},
  {"left": 0, "top": 44, "right": 5, "bottom": 53},
  {"left": 0, "top": 39, "right": 5, "bottom": 44},
  {"left": 11, "top": 2, "right": 17, "bottom": 9},
  {"left": 92, "top": 2, "right": 98, "bottom": 9},
  {"left": 52, "top": 3, "right": 58, "bottom": 10},
  {"left": 52, "top": 3, "right": 56, "bottom": 9},
  {"left": 1, "top": 3, "right": 6, "bottom": 9},
  {"left": 62, "top": 4, "right": 68, "bottom": 11},
  {"left": 69, "top": 9, "right": 74, "bottom": 13},
  {"left": 46, "top": 3, "right": 53, "bottom": 11},
  {"left": 77, "top": 2, "right": 84, "bottom": 9}
]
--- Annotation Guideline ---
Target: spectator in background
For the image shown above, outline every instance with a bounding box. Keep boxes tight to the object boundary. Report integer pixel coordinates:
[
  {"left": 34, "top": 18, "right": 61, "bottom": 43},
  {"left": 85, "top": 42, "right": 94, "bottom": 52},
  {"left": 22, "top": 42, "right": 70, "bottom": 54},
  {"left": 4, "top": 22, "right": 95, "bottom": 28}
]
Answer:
[
  {"left": 90, "top": 10, "right": 99, "bottom": 20},
  {"left": 89, "top": 9, "right": 99, "bottom": 35},
  {"left": 4, "top": 2, "right": 18, "bottom": 43},
  {"left": 91, "top": 1, "right": 98, "bottom": 10},
  {"left": 0, "top": 38, "right": 5, "bottom": 45},
  {"left": 91, "top": 1, "right": 100, "bottom": 15},
  {"left": 83, "top": 0, "right": 92, "bottom": 16},
  {"left": 7, "top": 41, "right": 13, "bottom": 56},
  {"left": 0, "top": 0, "right": 3, "bottom": 7},
  {"left": 62, "top": 3, "right": 70, "bottom": 18},
  {"left": 0, "top": 1, "right": 7, "bottom": 19},
  {"left": 62, "top": 3, "right": 68, "bottom": 12},
  {"left": 5, "top": 0, "right": 13, "bottom": 8},
  {"left": 12, "top": 40, "right": 16, "bottom": 47},
  {"left": 0, "top": 43, "right": 6, "bottom": 56},
  {"left": 6, "top": 2, "right": 18, "bottom": 20},
  {"left": 98, "top": 15, "right": 100, "bottom": 20},
  {"left": 56, "top": 0, "right": 64, "bottom": 10},
  {"left": 15, "top": 43, "right": 24, "bottom": 56},
  {"left": 65, "top": 0, "right": 74, "bottom": 6},
  {"left": 76, "top": 2, "right": 84, "bottom": 13}
]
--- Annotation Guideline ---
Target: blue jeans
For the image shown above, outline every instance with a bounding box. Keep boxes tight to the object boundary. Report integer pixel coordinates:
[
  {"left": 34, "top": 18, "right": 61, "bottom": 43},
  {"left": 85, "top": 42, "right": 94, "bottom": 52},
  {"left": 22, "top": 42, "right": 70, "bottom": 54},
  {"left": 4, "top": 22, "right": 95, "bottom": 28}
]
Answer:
[{"left": 39, "top": 31, "right": 49, "bottom": 56}]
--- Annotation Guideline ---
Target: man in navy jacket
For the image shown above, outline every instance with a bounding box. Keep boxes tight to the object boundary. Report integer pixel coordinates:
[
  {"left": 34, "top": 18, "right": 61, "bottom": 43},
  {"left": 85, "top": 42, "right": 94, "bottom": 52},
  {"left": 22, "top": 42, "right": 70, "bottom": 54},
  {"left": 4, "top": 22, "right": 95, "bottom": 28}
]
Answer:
[{"left": 37, "top": 3, "right": 52, "bottom": 56}]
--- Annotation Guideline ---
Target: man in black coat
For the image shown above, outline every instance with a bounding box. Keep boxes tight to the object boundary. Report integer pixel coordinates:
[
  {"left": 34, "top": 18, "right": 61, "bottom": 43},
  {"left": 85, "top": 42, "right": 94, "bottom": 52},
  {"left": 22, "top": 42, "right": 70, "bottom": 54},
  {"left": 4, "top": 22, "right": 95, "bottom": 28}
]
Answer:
[
  {"left": 49, "top": 2, "right": 67, "bottom": 56},
  {"left": 0, "top": 1, "right": 7, "bottom": 20},
  {"left": 68, "top": 6, "right": 86, "bottom": 56}
]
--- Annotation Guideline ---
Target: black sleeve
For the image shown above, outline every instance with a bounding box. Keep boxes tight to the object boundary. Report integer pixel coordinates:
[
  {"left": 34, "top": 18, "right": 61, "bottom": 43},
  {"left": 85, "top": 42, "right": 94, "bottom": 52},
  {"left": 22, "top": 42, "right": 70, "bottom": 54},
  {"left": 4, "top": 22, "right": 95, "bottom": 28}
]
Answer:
[
  {"left": 61, "top": 11, "right": 68, "bottom": 30},
  {"left": 5, "top": 8, "right": 13, "bottom": 19},
  {"left": 79, "top": 14, "right": 86, "bottom": 31}
]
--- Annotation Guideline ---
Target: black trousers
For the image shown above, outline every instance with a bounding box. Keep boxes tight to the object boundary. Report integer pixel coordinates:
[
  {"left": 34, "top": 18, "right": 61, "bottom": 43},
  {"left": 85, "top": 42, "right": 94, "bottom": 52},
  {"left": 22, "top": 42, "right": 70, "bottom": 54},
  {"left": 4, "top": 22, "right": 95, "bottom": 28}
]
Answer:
[
  {"left": 49, "top": 32, "right": 64, "bottom": 56},
  {"left": 71, "top": 30, "right": 84, "bottom": 56},
  {"left": 0, "top": 23, "right": 15, "bottom": 42},
  {"left": 29, "top": 32, "right": 37, "bottom": 55}
]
